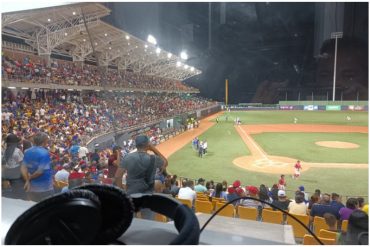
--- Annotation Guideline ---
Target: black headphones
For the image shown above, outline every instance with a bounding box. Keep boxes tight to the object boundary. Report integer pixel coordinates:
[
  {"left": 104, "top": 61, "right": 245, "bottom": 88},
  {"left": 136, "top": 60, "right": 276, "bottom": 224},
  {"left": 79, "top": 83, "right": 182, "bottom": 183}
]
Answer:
[{"left": 5, "top": 184, "right": 200, "bottom": 245}]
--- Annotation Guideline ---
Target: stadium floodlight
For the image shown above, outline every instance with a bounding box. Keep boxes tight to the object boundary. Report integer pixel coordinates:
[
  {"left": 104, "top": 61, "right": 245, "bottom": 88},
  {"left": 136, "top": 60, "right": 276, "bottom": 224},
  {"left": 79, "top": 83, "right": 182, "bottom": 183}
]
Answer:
[
  {"left": 156, "top": 47, "right": 161, "bottom": 54},
  {"left": 190, "top": 67, "right": 194, "bottom": 72},
  {"left": 167, "top": 53, "right": 172, "bottom": 58},
  {"left": 83, "top": 39, "right": 86, "bottom": 42},
  {"left": 184, "top": 64, "right": 189, "bottom": 69},
  {"left": 64, "top": 32, "right": 68, "bottom": 36},
  {"left": 47, "top": 18, "right": 51, "bottom": 22},
  {"left": 67, "top": 89, "right": 74, "bottom": 91},
  {"left": 180, "top": 51, "right": 188, "bottom": 60},
  {"left": 125, "top": 35, "right": 130, "bottom": 40},
  {"left": 147, "top": 35, "right": 157, "bottom": 45},
  {"left": 128, "top": 43, "right": 130, "bottom": 46},
  {"left": 109, "top": 47, "right": 111, "bottom": 50},
  {"left": 145, "top": 44, "right": 148, "bottom": 48},
  {"left": 176, "top": 61, "right": 182, "bottom": 67},
  {"left": 94, "top": 42, "right": 98, "bottom": 46},
  {"left": 21, "top": 87, "right": 29, "bottom": 90},
  {"left": 104, "top": 33, "right": 108, "bottom": 37},
  {"left": 8, "top": 87, "right": 16, "bottom": 89},
  {"left": 72, "top": 11, "right": 76, "bottom": 15}
]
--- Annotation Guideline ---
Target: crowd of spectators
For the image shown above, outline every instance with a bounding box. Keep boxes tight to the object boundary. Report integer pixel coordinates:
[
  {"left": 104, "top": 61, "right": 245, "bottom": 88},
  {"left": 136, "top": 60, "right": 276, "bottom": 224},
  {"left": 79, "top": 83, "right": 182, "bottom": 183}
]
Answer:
[{"left": 2, "top": 49, "right": 198, "bottom": 91}]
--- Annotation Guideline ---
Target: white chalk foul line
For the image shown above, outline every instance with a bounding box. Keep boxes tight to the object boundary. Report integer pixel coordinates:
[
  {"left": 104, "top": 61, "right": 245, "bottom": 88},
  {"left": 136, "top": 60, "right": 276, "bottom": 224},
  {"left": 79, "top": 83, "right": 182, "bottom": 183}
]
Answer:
[{"left": 238, "top": 125, "right": 268, "bottom": 160}]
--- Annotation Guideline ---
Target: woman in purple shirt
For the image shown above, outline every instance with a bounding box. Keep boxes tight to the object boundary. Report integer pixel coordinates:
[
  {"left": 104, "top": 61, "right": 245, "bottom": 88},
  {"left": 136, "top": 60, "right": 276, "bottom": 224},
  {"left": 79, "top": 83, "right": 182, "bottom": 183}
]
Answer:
[{"left": 339, "top": 198, "right": 359, "bottom": 220}]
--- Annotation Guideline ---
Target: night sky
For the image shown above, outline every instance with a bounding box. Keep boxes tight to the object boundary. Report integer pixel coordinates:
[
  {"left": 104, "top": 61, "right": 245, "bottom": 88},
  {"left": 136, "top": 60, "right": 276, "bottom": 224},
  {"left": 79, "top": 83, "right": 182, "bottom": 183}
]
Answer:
[{"left": 103, "top": 2, "right": 368, "bottom": 104}]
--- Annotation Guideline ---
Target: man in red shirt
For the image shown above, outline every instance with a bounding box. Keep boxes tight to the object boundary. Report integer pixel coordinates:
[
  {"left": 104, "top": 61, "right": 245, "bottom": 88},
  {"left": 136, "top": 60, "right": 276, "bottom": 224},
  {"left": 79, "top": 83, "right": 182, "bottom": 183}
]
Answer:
[
  {"left": 108, "top": 146, "right": 121, "bottom": 178},
  {"left": 278, "top": 174, "right": 286, "bottom": 190}
]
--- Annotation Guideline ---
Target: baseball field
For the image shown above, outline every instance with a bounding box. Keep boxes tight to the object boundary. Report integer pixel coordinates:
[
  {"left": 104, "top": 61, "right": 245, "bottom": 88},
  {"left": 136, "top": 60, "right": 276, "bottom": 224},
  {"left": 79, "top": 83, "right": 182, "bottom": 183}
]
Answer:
[{"left": 157, "top": 110, "right": 368, "bottom": 199}]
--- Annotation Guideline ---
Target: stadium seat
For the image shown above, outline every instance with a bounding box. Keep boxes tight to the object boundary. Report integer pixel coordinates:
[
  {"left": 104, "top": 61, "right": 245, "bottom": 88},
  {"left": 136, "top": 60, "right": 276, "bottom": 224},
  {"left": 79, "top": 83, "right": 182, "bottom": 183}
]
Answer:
[
  {"left": 319, "top": 229, "right": 338, "bottom": 241},
  {"left": 195, "top": 200, "right": 213, "bottom": 214},
  {"left": 341, "top": 220, "right": 348, "bottom": 233},
  {"left": 177, "top": 198, "right": 193, "bottom": 209},
  {"left": 262, "top": 208, "right": 284, "bottom": 224},
  {"left": 237, "top": 206, "right": 258, "bottom": 221},
  {"left": 303, "top": 234, "right": 336, "bottom": 245},
  {"left": 286, "top": 213, "right": 309, "bottom": 238},
  {"left": 216, "top": 202, "right": 235, "bottom": 217},
  {"left": 313, "top": 216, "right": 335, "bottom": 236}
]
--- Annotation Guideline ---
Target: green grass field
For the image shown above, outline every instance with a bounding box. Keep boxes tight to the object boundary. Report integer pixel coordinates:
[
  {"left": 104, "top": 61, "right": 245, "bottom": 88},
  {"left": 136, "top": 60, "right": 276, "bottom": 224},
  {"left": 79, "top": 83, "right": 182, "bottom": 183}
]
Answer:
[{"left": 167, "top": 111, "right": 368, "bottom": 198}]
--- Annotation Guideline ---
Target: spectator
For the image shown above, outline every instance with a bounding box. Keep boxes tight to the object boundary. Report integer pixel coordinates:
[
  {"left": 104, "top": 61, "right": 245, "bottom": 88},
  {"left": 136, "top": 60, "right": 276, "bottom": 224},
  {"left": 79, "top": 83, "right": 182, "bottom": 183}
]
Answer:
[
  {"left": 194, "top": 178, "right": 207, "bottom": 193},
  {"left": 308, "top": 194, "right": 320, "bottom": 210},
  {"left": 226, "top": 186, "right": 239, "bottom": 206},
  {"left": 107, "top": 146, "right": 121, "bottom": 179},
  {"left": 54, "top": 164, "right": 70, "bottom": 183},
  {"left": 330, "top": 192, "right": 345, "bottom": 219},
  {"left": 339, "top": 198, "right": 359, "bottom": 221},
  {"left": 2, "top": 133, "right": 27, "bottom": 200},
  {"left": 272, "top": 190, "right": 291, "bottom": 211},
  {"left": 341, "top": 209, "right": 368, "bottom": 245},
  {"left": 310, "top": 193, "right": 338, "bottom": 222},
  {"left": 358, "top": 197, "right": 365, "bottom": 210},
  {"left": 259, "top": 184, "right": 270, "bottom": 203},
  {"left": 169, "top": 175, "right": 180, "bottom": 197},
  {"left": 298, "top": 185, "right": 309, "bottom": 202},
  {"left": 178, "top": 180, "right": 196, "bottom": 205},
  {"left": 240, "top": 186, "right": 261, "bottom": 209},
  {"left": 22, "top": 132, "right": 54, "bottom": 202},
  {"left": 211, "top": 183, "right": 227, "bottom": 200},
  {"left": 269, "top": 184, "right": 279, "bottom": 202},
  {"left": 315, "top": 189, "right": 322, "bottom": 199},
  {"left": 222, "top": 180, "right": 228, "bottom": 192},
  {"left": 288, "top": 191, "right": 307, "bottom": 215},
  {"left": 114, "top": 135, "right": 168, "bottom": 220}
]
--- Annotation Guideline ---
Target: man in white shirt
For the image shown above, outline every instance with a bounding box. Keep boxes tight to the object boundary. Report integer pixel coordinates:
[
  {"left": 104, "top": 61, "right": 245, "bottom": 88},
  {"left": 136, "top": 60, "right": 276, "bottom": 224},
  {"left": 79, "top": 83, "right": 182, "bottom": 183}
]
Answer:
[{"left": 178, "top": 180, "right": 197, "bottom": 206}]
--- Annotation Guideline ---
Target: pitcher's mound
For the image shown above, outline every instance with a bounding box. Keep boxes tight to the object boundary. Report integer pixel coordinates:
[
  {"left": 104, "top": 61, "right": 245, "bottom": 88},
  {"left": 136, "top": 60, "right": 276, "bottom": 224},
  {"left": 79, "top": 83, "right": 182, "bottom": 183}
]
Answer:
[{"left": 316, "top": 141, "right": 359, "bottom": 149}]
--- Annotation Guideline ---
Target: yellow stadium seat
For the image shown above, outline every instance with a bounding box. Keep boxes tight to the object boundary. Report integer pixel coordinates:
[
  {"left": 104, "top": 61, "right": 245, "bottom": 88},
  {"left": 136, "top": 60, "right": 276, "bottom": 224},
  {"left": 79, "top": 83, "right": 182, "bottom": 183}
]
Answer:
[
  {"left": 262, "top": 209, "right": 284, "bottom": 224},
  {"left": 319, "top": 229, "right": 338, "bottom": 241},
  {"left": 237, "top": 206, "right": 258, "bottom": 221},
  {"left": 341, "top": 220, "right": 348, "bottom": 233},
  {"left": 286, "top": 213, "right": 309, "bottom": 238},
  {"left": 195, "top": 200, "right": 213, "bottom": 214},
  {"left": 216, "top": 202, "right": 235, "bottom": 217},
  {"left": 197, "top": 196, "right": 209, "bottom": 201},
  {"left": 313, "top": 216, "right": 336, "bottom": 236},
  {"left": 303, "top": 234, "right": 336, "bottom": 245},
  {"left": 177, "top": 198, "right": 193, "bottom": 209}
]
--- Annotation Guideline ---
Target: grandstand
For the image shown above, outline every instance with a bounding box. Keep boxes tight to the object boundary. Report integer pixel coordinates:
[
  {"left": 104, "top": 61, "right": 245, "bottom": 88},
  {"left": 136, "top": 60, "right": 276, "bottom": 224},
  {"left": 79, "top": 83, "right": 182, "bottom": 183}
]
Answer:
[{"left": 2, "top": 2, "right": 368, "bottom": 245}]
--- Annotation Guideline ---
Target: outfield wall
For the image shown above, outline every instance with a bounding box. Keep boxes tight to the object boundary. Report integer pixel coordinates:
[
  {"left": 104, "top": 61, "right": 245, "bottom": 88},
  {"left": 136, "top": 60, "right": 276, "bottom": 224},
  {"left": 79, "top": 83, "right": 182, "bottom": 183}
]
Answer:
[{"left": 222, "top": 101, "right": 368, "bottom": 111}]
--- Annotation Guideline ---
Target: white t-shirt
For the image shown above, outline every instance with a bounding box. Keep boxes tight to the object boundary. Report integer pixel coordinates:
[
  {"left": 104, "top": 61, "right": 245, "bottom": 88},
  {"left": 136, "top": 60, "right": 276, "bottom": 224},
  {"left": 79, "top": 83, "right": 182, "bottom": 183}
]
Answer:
[
  {"left": 178, "top": 187, "right": 196, "bottom": 202},
  {"left": 78, "top": 146, "right": 89, "bottom": 158}
]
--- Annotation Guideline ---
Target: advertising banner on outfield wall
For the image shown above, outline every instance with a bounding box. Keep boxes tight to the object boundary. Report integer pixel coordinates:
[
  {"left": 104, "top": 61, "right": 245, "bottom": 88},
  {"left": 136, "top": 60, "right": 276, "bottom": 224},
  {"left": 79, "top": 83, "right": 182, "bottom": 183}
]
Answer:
[
  {"left": 279, "top": 105, "right": 294, "bottom": 110},
  {"left": 303, "top": 105, "right": 318, "bottom": 111},
  {"left": 326, "top": 105, "right": 341, "bottom": 111},
  {"left": 348, "top": 105, "right": 365, "bottom": 111}
]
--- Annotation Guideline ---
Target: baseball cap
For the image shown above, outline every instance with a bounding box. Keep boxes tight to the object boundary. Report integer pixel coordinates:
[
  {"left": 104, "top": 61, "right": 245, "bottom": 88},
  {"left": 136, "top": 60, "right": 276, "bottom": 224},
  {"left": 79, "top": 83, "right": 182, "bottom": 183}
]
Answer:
[
  {"left": 246, "top": 186, "right": 259, "bottom": 196},
  {"left": 135, "top": 135, "right": 149, "bottom": 147},
  {"left": 235, "top": 187, "right": 244, "bottom": 196},
  {"left": 278, "top": 190, "right": 286, "bottom": 197},
  {"left": 299, "top": 185, "right": 305, "bottom": 191},
  {"left": 233, "top": 180, "right": 241, "bottom": 188},
  {"left": 227, "top": 186, "right": 236, "bottom": 194}
]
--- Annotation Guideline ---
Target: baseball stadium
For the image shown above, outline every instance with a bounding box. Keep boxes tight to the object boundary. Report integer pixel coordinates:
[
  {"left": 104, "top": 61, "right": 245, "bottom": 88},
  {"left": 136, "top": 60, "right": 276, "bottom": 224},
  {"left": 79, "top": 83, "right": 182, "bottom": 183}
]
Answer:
[{"left": 1, "top": 2, "right": 369, "bottom": 245}]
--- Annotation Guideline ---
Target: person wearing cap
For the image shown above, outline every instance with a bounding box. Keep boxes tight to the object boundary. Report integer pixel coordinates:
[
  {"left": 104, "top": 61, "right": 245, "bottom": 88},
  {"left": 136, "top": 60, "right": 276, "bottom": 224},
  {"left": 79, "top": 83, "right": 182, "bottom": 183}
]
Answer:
[
  {"left": 114, "top": 135, "right": 168, "bottom": 219},
  {"left": 22, "top": 132, "right": 54, "bottom": 202},
  {"left": 298, "top": 185, "right": 309, "bottom": 202},
  {"left": 240, "top": 186, "right": 261, "bottom": 209},
  {"left": 226, "top": 186, "right": 240, "bottom": 206},
  {"left": 272, "top": 190, "right": 291, "bottom": 211},
  {"left": 194, "top": 178, "right": 207, "bottom": 193},
  {"left": 2, "top": 133, "right": 27, "bottom": 200}
]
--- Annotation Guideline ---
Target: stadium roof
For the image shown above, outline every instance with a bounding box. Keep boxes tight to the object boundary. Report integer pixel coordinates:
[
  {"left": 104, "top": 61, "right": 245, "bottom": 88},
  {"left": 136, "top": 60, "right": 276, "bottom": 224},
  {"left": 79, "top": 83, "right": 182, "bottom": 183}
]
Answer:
[{"left": 2, "top": 3, "right": 201, "bottom": 81}]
